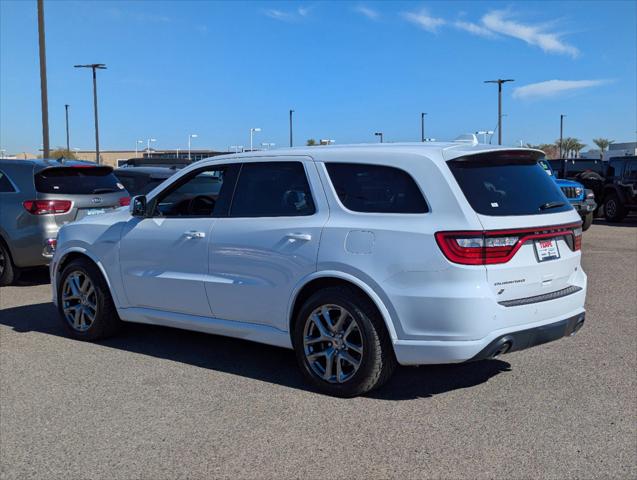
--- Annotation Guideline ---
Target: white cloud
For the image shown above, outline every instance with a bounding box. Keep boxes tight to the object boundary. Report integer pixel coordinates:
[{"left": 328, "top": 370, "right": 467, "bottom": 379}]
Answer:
[
  {"left": 354, "top": 5, "right": 380, "bottom": 21},
  {"left": 512, "top": 79, "right": 611, "bottom": 99},
  {"left": 402, "top": 8, "right": 445, "bottom": 33},
  {"left": 482, "top": 10, "right": 579, "bottom": 57},
  {"left": 298, "top": 6, "right": 311, "bottom": 17},
  {"left": 264, "top": 9, "right": 293, "bottom": 21},
  {"left": 453, "top": 20, "right": 496, "bottom": 38}
]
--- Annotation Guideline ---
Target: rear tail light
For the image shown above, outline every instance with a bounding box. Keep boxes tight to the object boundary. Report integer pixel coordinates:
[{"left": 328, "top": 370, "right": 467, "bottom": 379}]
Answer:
[
  {"left": 119, "top": 196, "right": 131, "bottom": 207},
  {"left": 435, "top": 222, "right": 582, "bottom": 265},
  {"left": 23, "top": 200, "right": 72, "bottom": 215}
]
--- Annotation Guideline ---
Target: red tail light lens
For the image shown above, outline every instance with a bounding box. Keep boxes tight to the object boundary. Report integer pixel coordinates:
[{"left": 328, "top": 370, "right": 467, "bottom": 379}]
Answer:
[
  {"left": 119, "top": 196, "right": 131, "bottom": 207},
  {"left": 435, "top": 222, "right": 582, "bottom": 265},
  {"left": 23, "top": 200, "right": 72, "bottom": 215}
]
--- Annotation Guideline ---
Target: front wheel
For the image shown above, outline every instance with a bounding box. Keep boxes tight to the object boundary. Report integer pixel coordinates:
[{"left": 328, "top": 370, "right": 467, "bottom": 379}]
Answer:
[
  {"left": 604, "top": 193, "right": 626, "bottom": 222},
  {"left": 293, "top": 286, "right": 396, "bottom": 397},
  {"left": 582, "top": 212, "right": 593, "bottom": 231},
  {"left": 57, "top": 258, "right": 121, "bottom": 341},
  {"left": 0, "top": 241, "right": 17, "bottom": 287}
]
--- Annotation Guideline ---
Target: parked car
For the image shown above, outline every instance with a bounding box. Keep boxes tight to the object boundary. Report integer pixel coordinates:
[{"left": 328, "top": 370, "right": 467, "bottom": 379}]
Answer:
[
  {"left": 548, "top": 158, "right": 606, "bottom": 210},
  {"left": 600, "top": 156, "right": 637, "bottom": 222},
  {"left": 114, "top": 167, "right": 177, "bottom": 197},
  {"left": 539, "top": 159, "right": 596, "bottom": 230},
  {"left": 50, "top": 143, "right": 586, "bottom": 397},
  {"left": 0, "top": 159, "right": 129, "bottom": 286}
]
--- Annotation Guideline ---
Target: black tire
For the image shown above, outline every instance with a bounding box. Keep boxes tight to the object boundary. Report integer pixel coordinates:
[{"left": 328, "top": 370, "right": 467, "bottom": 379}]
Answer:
[
  {"left": 582, "top": 212, "right": 593, "bottom": 231},
  {"left": 57, "top": 257, "right": 121, "bottom": 341},
  {"left": 603, "top": 193, "right": 627, "bottom": 222},
  {"left": 293, "top": 286, "right": 396, "bottom": 397},
  {"left": 0, "top": 241, "right": 17, "bottom": 287}
]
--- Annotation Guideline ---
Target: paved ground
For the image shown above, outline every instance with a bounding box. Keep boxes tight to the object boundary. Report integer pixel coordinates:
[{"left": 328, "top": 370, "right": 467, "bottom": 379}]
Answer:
[{"left": 1, "top": 218, "right": 636, "bottom": 479}]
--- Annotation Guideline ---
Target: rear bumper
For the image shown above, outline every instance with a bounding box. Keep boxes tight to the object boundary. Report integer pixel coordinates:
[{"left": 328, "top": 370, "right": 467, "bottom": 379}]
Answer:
[{"left": 392, "top": 305, "right": 586, "bottom": 365}]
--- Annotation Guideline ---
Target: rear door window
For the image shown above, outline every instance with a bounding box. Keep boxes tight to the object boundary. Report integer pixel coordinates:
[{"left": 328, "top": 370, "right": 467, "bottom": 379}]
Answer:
[
  {"left": 448, "top": 153, "right": 572, "bottom": 216},
  {"left": 230, "top": 162, "right": 315, "bottom": 217},
  {"left": 325, "top": 163, "right": 428, "bottom": 213},
  {"left": 34, "top": 167, "right": 124, "bottom": 195},
  {"left": 0, "top": 170, "right": 16, "bottom": 192}
]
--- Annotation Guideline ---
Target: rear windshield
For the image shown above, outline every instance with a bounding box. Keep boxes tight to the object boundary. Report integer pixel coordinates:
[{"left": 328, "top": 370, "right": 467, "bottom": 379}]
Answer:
[
  {"left": 35, "top": 167, "right": 125, "bottom": 195},
  {"left": 447, "top": 155, "right": 572, "bottom": 216}
]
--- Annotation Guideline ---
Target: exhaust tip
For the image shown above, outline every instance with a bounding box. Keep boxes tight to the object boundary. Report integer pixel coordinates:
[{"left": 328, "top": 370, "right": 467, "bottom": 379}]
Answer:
[
  {"left": 570, "top": 318, "right": 585, "bottom": 336},
  {"left": 491, "top": 339, "right": 512, "bottom": 358}
]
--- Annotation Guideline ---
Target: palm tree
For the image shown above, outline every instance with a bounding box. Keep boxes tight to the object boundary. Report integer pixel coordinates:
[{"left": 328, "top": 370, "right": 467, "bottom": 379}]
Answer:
[
  {"left": 556, "top": 137, "right": 585, "bottom": 158},
  {"left": 593, "top": 138, "right": 614, "bottom": 158}
]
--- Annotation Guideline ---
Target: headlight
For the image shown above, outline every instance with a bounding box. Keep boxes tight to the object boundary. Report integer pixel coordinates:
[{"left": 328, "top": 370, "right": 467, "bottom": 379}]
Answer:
[{"left": 575, "top": 187, "right": 583, "bottom": 196}]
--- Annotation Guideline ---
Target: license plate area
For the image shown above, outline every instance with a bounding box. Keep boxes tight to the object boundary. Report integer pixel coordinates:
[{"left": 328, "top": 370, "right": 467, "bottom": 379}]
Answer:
[
  {"left": 86, "top": 208, "right": 107, "bottom": 216},
  {"left": 534, "top": 238, "right": 560, "bottom": 262}
]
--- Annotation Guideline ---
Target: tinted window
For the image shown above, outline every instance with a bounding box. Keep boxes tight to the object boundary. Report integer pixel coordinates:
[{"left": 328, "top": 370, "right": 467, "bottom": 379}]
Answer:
[
  {"left": 448, "top": 155, "right": 572, "bottom": 216},
  {"left": 34, "top": 167, "right": 124, "bottom": 195},
  {"left": 154, "top": 167, "right": 231, "bottom": 217},
  {"left": 625, "top": 160, "right": 637, "bottom": 180},
  {"left": 116, "top": 174, "right": 137, "bottom": 194},
  {"left": 326, "top": 163, "right": 427, "bottom": 213},
  {"left": 0, "top": 170, "right": 15, "bottom": 193},
  {"left": 230, "top": 162, "right": 315, "bottom": 217}
]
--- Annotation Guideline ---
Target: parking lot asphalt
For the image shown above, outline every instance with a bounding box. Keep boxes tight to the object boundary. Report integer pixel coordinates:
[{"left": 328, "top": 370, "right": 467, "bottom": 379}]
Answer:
[{"left": 1, "top": 218, "right": 636, "bottom": 479}]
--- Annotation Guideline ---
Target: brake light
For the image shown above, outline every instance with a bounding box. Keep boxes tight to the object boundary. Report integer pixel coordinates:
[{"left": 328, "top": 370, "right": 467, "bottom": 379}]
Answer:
[
  {"left": 435, "top": 222, "right": 582, "bottom": 265},
  {"left": 23, "top": 200, "right": 72, "bottom": 215},
  {"left": 119, "top": 196, "right": 131, "bottom": 207}
]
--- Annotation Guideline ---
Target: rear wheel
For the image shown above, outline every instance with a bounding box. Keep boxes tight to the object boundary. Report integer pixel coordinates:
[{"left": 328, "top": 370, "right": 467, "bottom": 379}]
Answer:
[
  {"left": 293, "top": 286, "right": 396, "bottom": 397},
  {"left": 582, "top": 212, "right": 593, "bottom": 231},
  {"left": 57, "top": 258, "right": 121, "bottom": 340},
  {"left": 0, "top": 241, "right": 17, "bottom": 287},
  {"left": 603, "top": 193, "right": 626, "bottom": 222}
]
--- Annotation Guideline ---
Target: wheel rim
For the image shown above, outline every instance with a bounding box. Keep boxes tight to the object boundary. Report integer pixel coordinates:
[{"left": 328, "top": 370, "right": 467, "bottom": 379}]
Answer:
[
  {"left": 303, "top": 304, "right": 364, "bottom": 384},
  {"left": 62, "top": 271, "right": 97, "bottom": 332},
  {"left": 0, "top": 248, "right": 5, "bottom": 277},
  {"left": 606, "top": 199, "right": 616, "bottom": 217}
]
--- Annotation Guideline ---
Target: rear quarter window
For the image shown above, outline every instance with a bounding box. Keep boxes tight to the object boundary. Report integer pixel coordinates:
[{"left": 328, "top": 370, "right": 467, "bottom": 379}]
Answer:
[
  {"left": 448, "top": 154, "right": 572, "bottom": 216},
  {"left": 325, "top": 163, "right": 428, "bottom": 213},
  {"left": 35, "top": 167, "right": 125, "bottom": 195},
  {"left": 0, "top": 170, "right": 16, "bottom": 192}
]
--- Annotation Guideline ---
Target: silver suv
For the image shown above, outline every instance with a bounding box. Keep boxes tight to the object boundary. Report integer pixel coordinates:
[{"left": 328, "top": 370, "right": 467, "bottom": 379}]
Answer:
[{"left": 0, "top": 159, "right": 128, "bottom": 285}]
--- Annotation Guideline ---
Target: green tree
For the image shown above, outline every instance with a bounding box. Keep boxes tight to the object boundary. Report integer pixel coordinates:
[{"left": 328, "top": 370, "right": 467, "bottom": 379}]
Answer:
[
  {"left": 306, "top": 138, "right": 317, "bottom": 146},
  {"left": 593, "top": 138, "right": 614, "bottom": 158}
]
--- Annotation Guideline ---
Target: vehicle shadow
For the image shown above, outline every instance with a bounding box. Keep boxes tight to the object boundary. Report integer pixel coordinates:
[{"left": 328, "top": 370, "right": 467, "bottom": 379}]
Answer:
[
  {"left": 593, "top": 215, "right": 637, "bottom": 228},
  {"left": 13, "top": 267, "right": 51, "bottom": 287},
  {"left": 0, "top": 302, "right": 511, "bottom": 400}
]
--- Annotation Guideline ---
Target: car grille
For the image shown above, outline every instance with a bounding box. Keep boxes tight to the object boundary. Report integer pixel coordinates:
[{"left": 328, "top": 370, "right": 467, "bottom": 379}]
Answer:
[{"left": 561, "top": 186, "right": 579, "bottom": 198}]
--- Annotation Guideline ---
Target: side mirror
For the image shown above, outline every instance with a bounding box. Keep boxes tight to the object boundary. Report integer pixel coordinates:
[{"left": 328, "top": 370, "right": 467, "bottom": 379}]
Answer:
[{"left": 130, "top": 195, "right": 147, "bottom": 217}]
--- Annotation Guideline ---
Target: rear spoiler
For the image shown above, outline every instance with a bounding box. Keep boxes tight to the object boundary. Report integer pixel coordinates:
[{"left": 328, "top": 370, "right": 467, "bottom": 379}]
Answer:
[{"left": 448, "top": 149, "right": 544, "bottom": 165}]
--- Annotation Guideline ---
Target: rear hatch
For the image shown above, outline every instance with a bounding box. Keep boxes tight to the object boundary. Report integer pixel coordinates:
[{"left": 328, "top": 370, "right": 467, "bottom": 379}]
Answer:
[
  {"left": 442, "top": 150, "right": 583, "bottom": 303},
  {"left": 33, "top": 166, "right": 129, "bottom": 225}
]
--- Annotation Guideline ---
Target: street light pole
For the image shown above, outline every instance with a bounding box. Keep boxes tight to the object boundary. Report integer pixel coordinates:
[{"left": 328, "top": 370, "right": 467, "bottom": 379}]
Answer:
[
  {"left": 188, "top": 134, "right": 198, "bottom": 161},
  {"left": 421, "top": 112, "right": 427, "bottom": 142},
  {"left": 146, "top": 138, "right": 156, "bottom": 158},
  {"left": 64, "top": 104, "right": 70, "bottom": 152},
  {"left": 289, "top": 109, "right": 294, "bottom": 147},
  {"left": 74, "top": 63, "right": 106, "bottom": 164},
  {"left": 250, "top": 127, "right": 261, "bottom": 151},
  {"left": 484, "top": 79, "right": 514, "bottom": 145},
  {"left": 559, "top": 114, "right": 565, "bottom": 158},
  {"left": 37, "top": 0, "right": 50, "bottom": 158},
  {"left": 374, "top": 132, "right": 383, "bottom": 143},
  {"left": 135, "top": 139, "right": 143, "bottom": 158}
]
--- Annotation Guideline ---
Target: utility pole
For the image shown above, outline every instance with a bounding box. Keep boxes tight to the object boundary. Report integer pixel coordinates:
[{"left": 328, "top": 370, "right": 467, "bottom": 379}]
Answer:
[
  {"left": 74, "top": 64, "right": 106, "bottom": 164},
  {"left": 484, "top": 79, "right": 514, "bottom": 145},
  {"left": 374, "top": 132, "right": 384, "bottom": 143},
  {"left": 37, "top": 0, "right": 50, "bottom": 158},
  {"left": 559, "top": 114, "right": 565, "bottom": 158},
  {"left": 289, "top": 109, "right": 294, "bottom": 147},
  {"left": 64, "top": 104, "right": 70, "bottom": 152},
  {"left": 421, "top": 112, "right": 427, "bottom": 142}
]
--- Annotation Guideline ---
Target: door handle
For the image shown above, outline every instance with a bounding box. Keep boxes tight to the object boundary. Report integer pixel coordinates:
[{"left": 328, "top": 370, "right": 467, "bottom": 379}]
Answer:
[
  {"left": 184, "top": 230, "right": 206, "bottom": 239},
  {"left": 286, "top": 233, "right": 312, "bottom": 242}
]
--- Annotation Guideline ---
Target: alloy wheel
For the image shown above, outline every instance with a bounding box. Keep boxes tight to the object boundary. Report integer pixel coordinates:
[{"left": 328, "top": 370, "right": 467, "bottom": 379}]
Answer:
[
  {"left": 303, "top": 304, "right": 364, "bottom": 384},
  {"left": 62, "top": 271, "right": 97, "bottom": 332},
  {"left": 606, "top": 199, "right": 616, "bottom": 218}
]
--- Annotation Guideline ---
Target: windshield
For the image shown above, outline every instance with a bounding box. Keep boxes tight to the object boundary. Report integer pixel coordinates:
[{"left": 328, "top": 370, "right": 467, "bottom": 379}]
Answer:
[
  {"left": 35, "top": 167, "right": 125, "bottom": 195},
  {"left": 448, "top": 154, "right": 572, "bottom": 216}
]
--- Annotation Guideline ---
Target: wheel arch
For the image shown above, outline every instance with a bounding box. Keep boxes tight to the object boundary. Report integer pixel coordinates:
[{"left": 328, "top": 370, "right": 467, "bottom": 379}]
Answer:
[{"left": 287, "top": 271, "right": 398, "bottom": 345}]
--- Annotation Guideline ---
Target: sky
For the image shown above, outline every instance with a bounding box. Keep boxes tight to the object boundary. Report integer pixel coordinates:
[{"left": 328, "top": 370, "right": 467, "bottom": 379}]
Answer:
[{"left": 1, "top": 0, "right": 636, "bottom": 155}]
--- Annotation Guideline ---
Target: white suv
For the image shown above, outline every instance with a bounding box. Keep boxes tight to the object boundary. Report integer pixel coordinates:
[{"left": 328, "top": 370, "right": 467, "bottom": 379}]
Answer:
[{"left": 51, "top": 142, "right": 587, "bottom": 397}]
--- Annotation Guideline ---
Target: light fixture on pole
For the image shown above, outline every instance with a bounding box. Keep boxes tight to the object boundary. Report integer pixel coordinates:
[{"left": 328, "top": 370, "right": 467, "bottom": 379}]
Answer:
[
  {"left": 484, "top": 78, "right": 514, "bottom": 145},
  {"left": 146, "top": 138, "right": 156, "bottom": 158},
  {"left": 421, "top": 112, "right": 427, "bottom": 142},
  {"left": 135, "top": 140, "right": 144, "bottom": 157},
  {"left": 188, "top": 134, "right": 198, "bottom": 161},
  {"left": 74, "top": 63, "right": 107, "bottom": 164},
  {"left": 250, "top": 127, "right": 261, "bottom": 151},
  {"left": 374, "top": 132, "right": 384, "bottom": 143}
]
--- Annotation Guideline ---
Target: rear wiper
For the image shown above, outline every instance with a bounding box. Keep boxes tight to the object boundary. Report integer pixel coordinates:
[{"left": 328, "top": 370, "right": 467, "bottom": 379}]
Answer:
[
  {"left": 92, "top": 188, "right": 118, "bottom": 194},
  {"left": 539, "top": 201, "right": 565, "bottom": 211}
]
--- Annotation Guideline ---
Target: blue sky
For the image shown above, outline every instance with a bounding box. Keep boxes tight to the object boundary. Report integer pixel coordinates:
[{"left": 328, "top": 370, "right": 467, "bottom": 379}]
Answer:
[{"left": 1, "top": 1, "right": 635, "bottom": 154}]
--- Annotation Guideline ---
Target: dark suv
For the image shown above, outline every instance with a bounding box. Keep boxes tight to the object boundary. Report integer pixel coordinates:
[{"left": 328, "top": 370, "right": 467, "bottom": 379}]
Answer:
[
  {"left": 0, "top": 159, "right": 129, "bottom": 285},
  {"left": 601, "top": 156, "right": 637, "bottom": 222}
]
